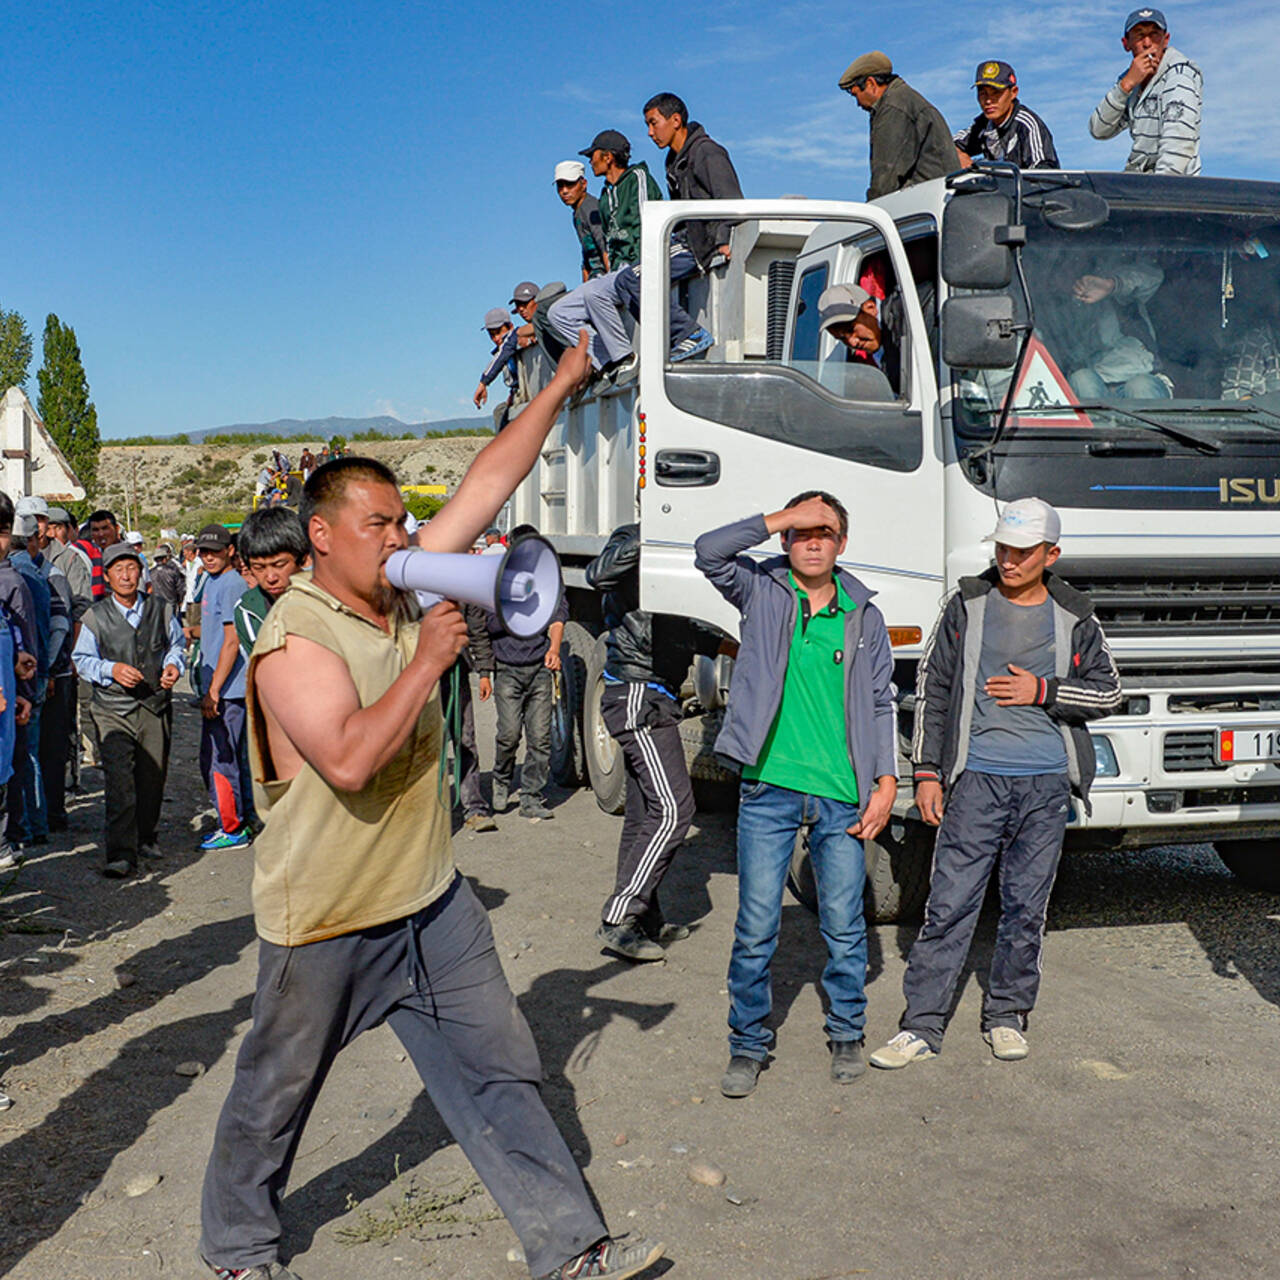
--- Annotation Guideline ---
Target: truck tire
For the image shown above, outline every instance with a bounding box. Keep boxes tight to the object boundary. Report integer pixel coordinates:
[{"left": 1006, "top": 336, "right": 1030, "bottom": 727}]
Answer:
[
  {"left": 584, "top": 635, "right": 626, "bottom": 814},
  {"left": 1213, "top": 839, "right": 1280, "bottom": 892},
  {"left": 787, "top": 819, "right": 933, "bottom": 923},
  {"left": 677, "top": 709, "right": 738, "bottom": 811},
  {"left": 550, "top": 621, "right": 592, "bottom": 787}
]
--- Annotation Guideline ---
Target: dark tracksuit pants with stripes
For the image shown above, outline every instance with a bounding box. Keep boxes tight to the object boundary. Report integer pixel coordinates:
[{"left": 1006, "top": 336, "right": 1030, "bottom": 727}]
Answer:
[{"left": 599, "top": 682, "right": 695, "bottom": 927}]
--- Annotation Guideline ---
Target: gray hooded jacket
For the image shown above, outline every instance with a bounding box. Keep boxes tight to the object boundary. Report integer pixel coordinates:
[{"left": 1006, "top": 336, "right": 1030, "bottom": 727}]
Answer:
[{"left": 694, "top": 514, "right": 898, "bottom": 815}]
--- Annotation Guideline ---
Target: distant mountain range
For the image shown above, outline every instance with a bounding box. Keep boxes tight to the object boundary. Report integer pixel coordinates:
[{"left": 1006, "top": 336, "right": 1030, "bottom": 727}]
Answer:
[{"left": 110, "top": 414, "right": 489, "bottom": 444}]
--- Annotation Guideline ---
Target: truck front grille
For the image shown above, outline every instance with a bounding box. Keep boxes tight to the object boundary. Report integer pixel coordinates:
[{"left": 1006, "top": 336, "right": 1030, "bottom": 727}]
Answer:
[{"left": 1162, "top": 730, "right": 1220, "bottom": 772}]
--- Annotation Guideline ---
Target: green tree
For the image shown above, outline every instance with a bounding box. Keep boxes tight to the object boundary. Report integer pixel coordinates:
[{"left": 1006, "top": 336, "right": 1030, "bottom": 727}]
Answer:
[
  {"left": 37, "top": 314, "right": 101, "bottom": 493},
  {"left": 0, "top": 308, "right": 33, "bottom": 396}
]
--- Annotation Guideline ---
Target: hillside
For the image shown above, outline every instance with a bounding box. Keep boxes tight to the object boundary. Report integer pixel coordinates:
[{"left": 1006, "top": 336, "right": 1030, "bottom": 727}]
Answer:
[
  {"left": 112, "top": 413, "right": 486, "bottom": 445},
  {"left": 96, "top": 436, "right": 489, "bottom": 533}
]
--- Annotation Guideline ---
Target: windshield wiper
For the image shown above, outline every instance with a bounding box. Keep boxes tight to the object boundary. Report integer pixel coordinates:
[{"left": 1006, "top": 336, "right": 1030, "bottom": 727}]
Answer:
[
  {"left": 1171, "top": 400, "right": 1280, "bottom": 436},
  {"left": 964, "top": 401, "right": 1221, "bottom": 454}
]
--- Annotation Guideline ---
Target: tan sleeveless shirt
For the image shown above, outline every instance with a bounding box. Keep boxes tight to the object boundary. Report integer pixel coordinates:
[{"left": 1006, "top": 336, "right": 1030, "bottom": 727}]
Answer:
[{"left": 246, "top": 574, "right": 453, "bottom": 946}]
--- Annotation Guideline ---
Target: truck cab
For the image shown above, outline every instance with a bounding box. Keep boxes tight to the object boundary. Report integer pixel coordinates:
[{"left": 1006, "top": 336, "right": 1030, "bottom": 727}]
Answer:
[{"left": 513, "top": 170, "right": 1280, "bottom": 915}]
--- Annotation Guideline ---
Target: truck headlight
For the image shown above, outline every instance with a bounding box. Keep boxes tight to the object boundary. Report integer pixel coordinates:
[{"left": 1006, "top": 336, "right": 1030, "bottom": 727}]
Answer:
[{"left": 1093, "top": 736, "right": 1120, "bottom": 778}]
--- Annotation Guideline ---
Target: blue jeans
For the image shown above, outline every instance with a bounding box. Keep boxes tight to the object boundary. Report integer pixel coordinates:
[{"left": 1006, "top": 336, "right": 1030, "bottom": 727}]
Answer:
[
  {"left": 728, "top": 781, "right": 868, "bottom": 1060},
  {"left": 1068, "top": 368, "right": 1171, "bottom": 400},
  {"left": 615, "top": 246, "right": 700, "bottom": 348}
]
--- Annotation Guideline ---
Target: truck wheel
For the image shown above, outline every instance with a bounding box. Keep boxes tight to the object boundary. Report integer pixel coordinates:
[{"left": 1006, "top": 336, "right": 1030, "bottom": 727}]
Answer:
[
  {"left": 677, "top": 708, "right": 739, "bottom": 811},
  {"left": 584, "top": 635, "right": 626, "bottom": 814},
  {"left": 1213, "top": 839, "right": 1280, "bottom": 892},
  {"left": 550, "top": 621, "right": 592, "bottom": 787},
  {"left": 787, "top": 818, "right": 933, "bottom": 923}
]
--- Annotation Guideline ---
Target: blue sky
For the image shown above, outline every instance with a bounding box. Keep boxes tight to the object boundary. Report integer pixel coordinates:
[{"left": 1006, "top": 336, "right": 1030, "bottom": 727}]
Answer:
[{"left": 5, "top": 0, "right": 1277, "bottom": 439}]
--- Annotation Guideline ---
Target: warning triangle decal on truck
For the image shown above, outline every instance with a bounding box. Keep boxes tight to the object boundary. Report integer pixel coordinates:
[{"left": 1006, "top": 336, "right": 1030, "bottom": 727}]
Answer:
[{"left": 1009, "top": 337, "right": 1095, "bottom": 428}]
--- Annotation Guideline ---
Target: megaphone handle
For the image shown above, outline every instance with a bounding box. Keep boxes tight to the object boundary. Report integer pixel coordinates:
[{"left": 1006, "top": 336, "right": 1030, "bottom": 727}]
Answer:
[{"left": 415, "top": 590, "right": 446, "bottom": 610}]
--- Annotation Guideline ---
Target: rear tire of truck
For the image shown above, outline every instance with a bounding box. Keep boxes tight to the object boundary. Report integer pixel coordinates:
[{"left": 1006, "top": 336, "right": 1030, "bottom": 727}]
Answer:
[
  {"left": 584, "top": 635, "right": 626, "bottom": 815},
  {"left": 551, "top": 621, "right": 592, "bottom": 788},
  {"left": 786, "top": 819, "right": 934, "bottom": 923},
  {"left": 1213, "top": 839, "right": 1280, "bottom": 892}
]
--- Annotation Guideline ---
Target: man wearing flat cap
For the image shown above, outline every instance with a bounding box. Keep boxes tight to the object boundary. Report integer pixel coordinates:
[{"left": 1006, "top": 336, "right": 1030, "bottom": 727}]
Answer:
[
  {"left": 955, "top": 61, "right": 1059, "bottom": 170},
  {"left": 839, "top": 51, "right": 954, "bottom": 199},
  {"left": 72, "top": 541, "right": 185, "bottom": 878},
  {"left": 1089, "top": 8, "right": 1201, "bottom": 175}
]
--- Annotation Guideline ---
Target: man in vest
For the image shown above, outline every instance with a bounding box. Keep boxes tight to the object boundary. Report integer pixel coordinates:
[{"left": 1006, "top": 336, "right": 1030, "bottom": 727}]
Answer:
[
  {"left": 71, "top": 542, "right": 184, "bottom": 878},
  {"left": 198, "top": 332, "right": 664, "bottom": 1280},
  {"left": 73, "top": 508, "right": 120, "bottom": 770}
]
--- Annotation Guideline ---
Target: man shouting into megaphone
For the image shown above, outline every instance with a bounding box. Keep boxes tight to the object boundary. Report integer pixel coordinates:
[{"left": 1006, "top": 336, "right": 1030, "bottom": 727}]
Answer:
[{"left": 197, "top": 330, "right": 666, "bottom": 1280}]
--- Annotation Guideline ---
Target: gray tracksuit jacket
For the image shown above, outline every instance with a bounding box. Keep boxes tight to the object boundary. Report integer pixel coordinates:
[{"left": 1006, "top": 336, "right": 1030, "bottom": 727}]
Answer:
[
  {"left": 912, "top": 569, "right": 1122, "bottom": 812},
  {"left": 1089, "top": 45, "right": 1202, "bottom": 176},
  {"left": 694, "top": 514, "right": 898, "bottom": 815}
]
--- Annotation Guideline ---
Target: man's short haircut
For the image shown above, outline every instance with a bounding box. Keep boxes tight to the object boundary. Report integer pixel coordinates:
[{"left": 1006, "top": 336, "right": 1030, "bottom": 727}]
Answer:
[
  {"left": 300, "top": 455, "right": 400, "bottom": 539},
  {"left": 604, "top": 144, "right": 631, "bottom": 168},
  {"left": 785, "top": 489, "right": 849, "bottom": 537},
  {"left": 644, "top": 92, "right": 688, "bottom": 125},
  {"left": 237, "top": 506, "right": 309, "bottom": 564},
  {"left": 0, "top": 491, "right": 13, "bottom": 534},
  {"left": 88, "top": 508, "right": 118, "bottom": 527},
  {"left": 508, "top": 523, "right": 539, "bottom": 541}
]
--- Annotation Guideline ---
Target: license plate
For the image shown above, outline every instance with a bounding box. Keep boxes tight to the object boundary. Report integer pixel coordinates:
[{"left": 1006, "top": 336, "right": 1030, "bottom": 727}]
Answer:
[{"left": 1217, "top": 727, "right": 1280, "bottom": 764}]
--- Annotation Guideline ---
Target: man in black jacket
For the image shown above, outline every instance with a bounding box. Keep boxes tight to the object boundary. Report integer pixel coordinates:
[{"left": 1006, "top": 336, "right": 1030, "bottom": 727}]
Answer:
[
  {"left": 469, "top": 525, "right": 568, "bottom": 821},
  {"left": 586, "top": 523, "right": 725, "bottom": 962},
  {"left": 871, "top": 498, "right": 1121, "bottom": 1069},
  {"left": 954, "top": 60, "right": 1059, "bottom": 170}
]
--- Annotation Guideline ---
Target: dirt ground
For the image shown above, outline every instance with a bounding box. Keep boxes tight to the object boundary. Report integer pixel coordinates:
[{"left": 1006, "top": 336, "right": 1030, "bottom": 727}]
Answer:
[{"left": 1, "top": 691, "right": 1278, "bottom": 1280}]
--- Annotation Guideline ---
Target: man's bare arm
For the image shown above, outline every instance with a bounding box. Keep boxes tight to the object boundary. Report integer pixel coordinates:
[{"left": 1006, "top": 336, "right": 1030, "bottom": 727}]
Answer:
[
  {"left": 419, "top": 331, "right": 591, "bottom": 555},
  {"left": 254, "top": 603, "right": 468, "bottom": 792}
]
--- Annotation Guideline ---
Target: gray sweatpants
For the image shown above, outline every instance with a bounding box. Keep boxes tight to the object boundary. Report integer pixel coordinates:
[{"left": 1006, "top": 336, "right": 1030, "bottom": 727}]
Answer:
[
  {"left": 900, "top": 770, "right": 1072, "bottom": 1051},
  {"left": 547, "top": 271, "right": 633, "bottom": 369},
  {"left": 199, "top": 875, "right": 605, "bottom": 1275}
]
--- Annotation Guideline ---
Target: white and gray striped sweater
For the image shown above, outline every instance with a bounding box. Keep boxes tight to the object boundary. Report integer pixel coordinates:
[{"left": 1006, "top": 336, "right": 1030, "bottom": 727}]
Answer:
[{"left": 1089, "top": 45, "right": 1202, "bottom": 176}]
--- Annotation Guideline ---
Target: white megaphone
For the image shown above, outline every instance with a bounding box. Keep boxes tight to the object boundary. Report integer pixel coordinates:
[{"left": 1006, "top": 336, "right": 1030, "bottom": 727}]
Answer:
[{"left": 385, "top": 535, "right": 564, "bottom": 638}]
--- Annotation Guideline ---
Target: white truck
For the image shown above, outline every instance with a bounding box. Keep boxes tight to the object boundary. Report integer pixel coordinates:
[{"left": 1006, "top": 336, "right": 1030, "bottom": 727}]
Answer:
[{"left": 513, "top": 167, "right": 1280, "bottom": 919}]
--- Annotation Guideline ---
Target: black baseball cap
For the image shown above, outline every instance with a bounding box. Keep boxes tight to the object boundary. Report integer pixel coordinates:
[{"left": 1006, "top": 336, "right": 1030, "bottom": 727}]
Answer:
[
  {"left": 974, "top": 60, "right": 1017, "bottom": 89},
  {"left": 579, "top": 129, "right": 629, "bottom": 159},
  {"left": 194, "top": 523, "right": 233, "bottom": 551}
]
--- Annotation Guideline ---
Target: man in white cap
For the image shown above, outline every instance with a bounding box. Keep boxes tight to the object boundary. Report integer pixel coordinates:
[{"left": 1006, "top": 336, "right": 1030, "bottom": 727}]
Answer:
[
  {"left": 555, "top": 160, "right": 609, "bottom": 281},
  {"left": 872, "top": 498, "right": 1121, "bottom": 1069}
]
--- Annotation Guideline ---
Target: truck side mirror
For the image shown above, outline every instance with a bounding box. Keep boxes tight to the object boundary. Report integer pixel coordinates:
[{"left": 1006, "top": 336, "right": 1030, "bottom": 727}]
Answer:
[
  {"left": 941, "top": 193, "right": 1019, "bottom": 289},
  {"left": 941, "top": 295, "right": 1018, "bottom": 369}
]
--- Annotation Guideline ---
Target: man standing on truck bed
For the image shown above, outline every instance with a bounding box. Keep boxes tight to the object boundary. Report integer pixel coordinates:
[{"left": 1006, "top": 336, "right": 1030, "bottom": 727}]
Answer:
[
  {"left": 586, "top": 522, "right": 727, "bottom": 963},
  {"left": 1089, "top": 8, "right": 1201, "bottom": 175},
  {"left": 840, "top": 51, "right": 954, "bottom": 199},
  {"left": 580, "top": 129, "right": 663, "bottom": 270},
  {"left": 954, "top": 60, "right": 1059, "bottom": 170},
  {"left": 871, "top": 498, "right": 1122, "bottom": 1071},
  {"left": 696, "top": 493, "right": 898, "bottom": 1099}
]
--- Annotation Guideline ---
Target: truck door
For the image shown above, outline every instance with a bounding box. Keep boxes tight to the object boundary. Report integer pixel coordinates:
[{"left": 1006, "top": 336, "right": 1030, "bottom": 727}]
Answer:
[{"left": 636, "top": 199, "right": 945, "bottom": 645}]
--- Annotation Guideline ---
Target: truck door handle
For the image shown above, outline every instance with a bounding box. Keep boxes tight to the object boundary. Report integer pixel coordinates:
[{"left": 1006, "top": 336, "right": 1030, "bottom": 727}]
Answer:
[{"left": 654, "top": 449, "right": 720, "bottom": 487}]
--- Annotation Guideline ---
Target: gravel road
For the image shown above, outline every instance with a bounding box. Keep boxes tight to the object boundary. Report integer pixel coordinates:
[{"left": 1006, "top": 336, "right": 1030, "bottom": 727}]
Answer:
[{"left": 1, "top": 692, "right": 1277, "bottom": 1280}]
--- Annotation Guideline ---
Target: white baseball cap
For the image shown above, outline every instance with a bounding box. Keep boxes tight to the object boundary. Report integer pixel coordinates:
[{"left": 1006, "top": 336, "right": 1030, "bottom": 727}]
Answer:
[
  {"left": 554, "top": 160, "right": 586, "bottom": 184},
  {"left": 124, "top": 530, "right": 144, "bottom": 546},
  {"left": 983, "top": 497, "right": 1061, "bottom": 548}
]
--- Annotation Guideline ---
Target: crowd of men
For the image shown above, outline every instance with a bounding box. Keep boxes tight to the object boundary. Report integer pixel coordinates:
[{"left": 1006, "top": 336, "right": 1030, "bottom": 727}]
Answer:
[{"left": 475, "top": 7, "right": 1203, "bottom": 427}]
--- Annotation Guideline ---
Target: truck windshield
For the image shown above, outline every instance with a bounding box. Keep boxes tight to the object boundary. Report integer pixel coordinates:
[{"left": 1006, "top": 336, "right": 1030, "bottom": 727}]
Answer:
[{"left": 954, "top": 202, "right": 1280, "bottom": 443}]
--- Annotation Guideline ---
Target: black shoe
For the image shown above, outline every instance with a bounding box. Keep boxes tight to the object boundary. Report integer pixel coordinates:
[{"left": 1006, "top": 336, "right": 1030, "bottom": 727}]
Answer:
[
  {"left": 595, "top": 922, "right": 665, "bottom": 963},
  {"left": 102, "top": 860, "right": 134, "bottom": 879},
  {"left": 637, "top": 906, "right": 690, "bottom": 945},
  {"left": 829, "top": 1039, "right": 866, "bottom": 1084},
  {"left": 720, "top": 1055, "right": 762, "bottom": 1098}
]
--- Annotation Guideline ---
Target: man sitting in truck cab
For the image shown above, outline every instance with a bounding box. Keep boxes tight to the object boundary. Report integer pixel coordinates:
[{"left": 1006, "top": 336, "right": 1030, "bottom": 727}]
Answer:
[{"left": 814, "top": 284, "right": 893, "bottom": 401}]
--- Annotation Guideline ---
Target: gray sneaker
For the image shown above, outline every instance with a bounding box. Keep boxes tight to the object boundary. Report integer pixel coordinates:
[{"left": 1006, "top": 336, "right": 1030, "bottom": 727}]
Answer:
[
  {"left": 519, "top": 798, "right": 554, "bottom": 820},
  {"left": 720, "top": 1055, "right": 763, "bottom": 1098},
  {"left": 596, "top": 922, "right": 665, "bottom": 963},
  {"left": 535, "top": 1235, "right": 665, "bottom": 1280},
  {"left": 140, "top": 843, "right": 164, "bottom": 861},
  {"left": 102, "top": 860, "right": 133, "bottom": 879},
  {"left": 491, "top": 782, "right": 509, "bottom": 813}
]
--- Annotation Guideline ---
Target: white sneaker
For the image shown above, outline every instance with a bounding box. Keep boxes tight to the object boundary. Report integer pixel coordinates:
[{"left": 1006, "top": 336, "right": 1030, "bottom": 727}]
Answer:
[
  {"left": 984, "top": 1027, "right": 1029, "bottom": 1060},
  {"left": 869, "top": 1031, "right": 936, "bottom": 1069}
]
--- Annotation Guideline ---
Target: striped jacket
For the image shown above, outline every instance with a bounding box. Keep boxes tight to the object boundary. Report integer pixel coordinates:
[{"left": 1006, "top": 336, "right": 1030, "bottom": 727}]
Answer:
[
  {"left": 1089, "top": 45, "right": 1202, "bottom": 176},
  {"left": 912, "top": 569, "right": 1121, "bottom": 811}
]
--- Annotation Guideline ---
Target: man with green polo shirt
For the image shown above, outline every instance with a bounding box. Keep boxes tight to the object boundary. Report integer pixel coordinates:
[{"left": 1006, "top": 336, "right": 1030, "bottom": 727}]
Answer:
[{"left": 695, "top": 491, "right": 898, "bottom": 1098}]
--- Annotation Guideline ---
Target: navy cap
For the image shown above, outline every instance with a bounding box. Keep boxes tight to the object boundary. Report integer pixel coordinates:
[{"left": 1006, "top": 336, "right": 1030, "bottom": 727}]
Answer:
[
  {"left": 974, "top": 60, "right": 1017, "bottom": 89},
  {"left": 578, "top": 129, "right": 629, "bottom": 159},
  {"left": 1124, "top": 7, "right": 1167, "bottom": 33}
]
